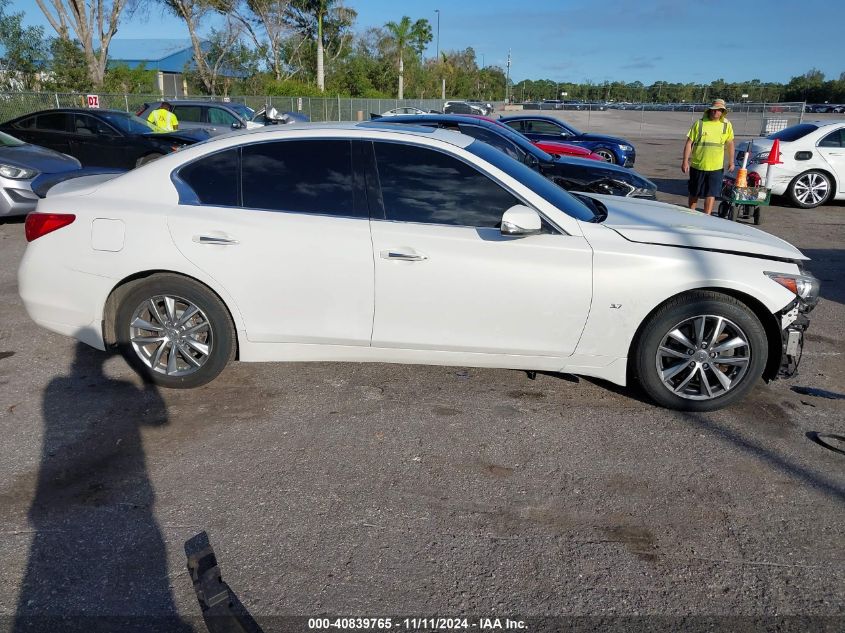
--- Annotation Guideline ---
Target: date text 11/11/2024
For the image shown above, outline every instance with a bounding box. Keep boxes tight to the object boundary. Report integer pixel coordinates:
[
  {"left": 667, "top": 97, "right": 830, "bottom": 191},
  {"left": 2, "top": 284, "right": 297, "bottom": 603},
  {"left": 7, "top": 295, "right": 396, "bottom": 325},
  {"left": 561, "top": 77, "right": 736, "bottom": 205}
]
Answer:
[{"left": 307, "top": 617, "right": 528, "bottom": 630}]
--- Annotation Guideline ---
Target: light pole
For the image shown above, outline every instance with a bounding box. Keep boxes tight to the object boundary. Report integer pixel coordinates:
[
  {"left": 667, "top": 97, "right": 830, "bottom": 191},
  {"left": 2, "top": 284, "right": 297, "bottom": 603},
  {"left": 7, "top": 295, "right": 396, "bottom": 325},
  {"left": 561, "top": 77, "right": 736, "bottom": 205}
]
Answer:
[
  {"left": 434, "top": 9, "right": 440, "bottom": 60},
  {"left": 505, "top": 49, "right": 511, "bottom": 103}
]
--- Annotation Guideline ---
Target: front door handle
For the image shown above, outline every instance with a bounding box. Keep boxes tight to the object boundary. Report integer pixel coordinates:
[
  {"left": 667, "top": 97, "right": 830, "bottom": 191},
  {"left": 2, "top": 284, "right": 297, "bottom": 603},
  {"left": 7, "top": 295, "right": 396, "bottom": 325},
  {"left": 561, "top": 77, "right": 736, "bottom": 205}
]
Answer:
[
  {"left": 380, "top": 249, "right": 427, "bottom": 262},
  {"left": 194, "top": 235, "right": 239, "bottom": 245}
]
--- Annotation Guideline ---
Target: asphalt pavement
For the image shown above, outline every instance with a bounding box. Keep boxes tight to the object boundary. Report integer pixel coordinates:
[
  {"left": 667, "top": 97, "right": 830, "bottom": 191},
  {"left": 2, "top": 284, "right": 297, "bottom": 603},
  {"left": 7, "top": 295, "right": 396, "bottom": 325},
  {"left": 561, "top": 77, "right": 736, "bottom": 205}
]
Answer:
[{"left": 0, "top": 138, "right": 843, "bottom": 633}]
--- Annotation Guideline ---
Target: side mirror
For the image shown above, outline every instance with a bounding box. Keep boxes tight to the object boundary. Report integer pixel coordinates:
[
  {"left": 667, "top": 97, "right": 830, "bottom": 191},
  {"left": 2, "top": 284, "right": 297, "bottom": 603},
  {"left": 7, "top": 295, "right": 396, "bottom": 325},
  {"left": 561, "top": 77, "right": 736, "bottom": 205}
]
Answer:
[
  {"left": 231, "top": 121, "right": 243, "bottom": 129},
  {"left": 501, "top": 205, "right": 542, "bottom": 237}
]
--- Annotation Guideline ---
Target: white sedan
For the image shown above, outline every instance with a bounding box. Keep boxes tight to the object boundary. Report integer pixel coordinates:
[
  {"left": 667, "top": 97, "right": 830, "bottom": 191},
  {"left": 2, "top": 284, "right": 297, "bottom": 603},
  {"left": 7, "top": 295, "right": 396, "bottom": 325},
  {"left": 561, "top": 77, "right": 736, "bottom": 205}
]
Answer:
[
  {"left": 380, "top": 107, "right": 430, "bottom": 116},
  {"left": 734, "top": 120, "right": 845, "bottom": 208},
  {"left": 18, "top": 123, "right": 819, "bottom": 411}
]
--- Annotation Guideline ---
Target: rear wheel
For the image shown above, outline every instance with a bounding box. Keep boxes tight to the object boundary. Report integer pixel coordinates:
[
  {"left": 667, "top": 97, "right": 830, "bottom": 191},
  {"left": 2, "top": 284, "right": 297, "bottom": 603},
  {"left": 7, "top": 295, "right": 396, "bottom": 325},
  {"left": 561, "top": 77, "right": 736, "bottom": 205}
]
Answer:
[
  {"left": 788, "top": 170, "right": 832, "bottom": 208},
  {"left": 115, "top": 274, "right": 235, "bottom": 388},
  {"left": 593, "top": 147, "right": 617, "bottom": 164},
  {"left": 634, "top": 291, "right": 768, "bottom": 411}
]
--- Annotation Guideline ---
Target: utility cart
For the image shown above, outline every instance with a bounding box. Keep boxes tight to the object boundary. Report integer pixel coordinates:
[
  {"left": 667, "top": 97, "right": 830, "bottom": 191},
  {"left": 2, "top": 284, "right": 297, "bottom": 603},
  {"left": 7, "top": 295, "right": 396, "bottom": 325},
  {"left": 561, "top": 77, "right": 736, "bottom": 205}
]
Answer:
[{"left": 717, "top": 176, "right": 770, "bottom": 225}]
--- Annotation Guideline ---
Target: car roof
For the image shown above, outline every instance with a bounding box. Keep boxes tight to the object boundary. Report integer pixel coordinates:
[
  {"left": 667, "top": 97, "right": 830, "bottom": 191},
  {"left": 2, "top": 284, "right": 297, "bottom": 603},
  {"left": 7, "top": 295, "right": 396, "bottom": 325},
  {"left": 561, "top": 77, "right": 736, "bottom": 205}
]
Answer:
[
  {"left": 499, "top": 114, "right": 562, "bottom": 121},
  {"left": 12, "top": 108, "right": 130, "bottom": 116},
  {"left": 195, "top": 121, "right": 474, "bottom": 148},
  {"left": 805, "top": 119, "right": 845, "bottom": 127}
]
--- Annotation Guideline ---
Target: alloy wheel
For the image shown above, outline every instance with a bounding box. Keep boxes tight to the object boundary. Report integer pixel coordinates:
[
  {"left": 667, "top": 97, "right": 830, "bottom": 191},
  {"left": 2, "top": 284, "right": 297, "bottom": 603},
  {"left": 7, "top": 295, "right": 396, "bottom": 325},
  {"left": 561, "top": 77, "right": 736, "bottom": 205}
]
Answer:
[
  {"left": 793, "top": 173, "right": 829, "bottom": 207},
  {"left": 129, "top": 294, "right": 213, "bottom": 377},
  {"left": 654, "top": 314, "right": 751, "bottom": 401},
  {"left": 594, "top": 148, "right": 616, "bottom": 163}
]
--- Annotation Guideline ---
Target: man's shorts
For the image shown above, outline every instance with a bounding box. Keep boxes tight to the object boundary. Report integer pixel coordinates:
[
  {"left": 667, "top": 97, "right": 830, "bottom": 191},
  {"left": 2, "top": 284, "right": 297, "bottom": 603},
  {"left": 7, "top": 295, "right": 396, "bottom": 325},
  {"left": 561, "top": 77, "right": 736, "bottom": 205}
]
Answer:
[{"left": 688, "top": 167, "right": 723, "bottom": 198}]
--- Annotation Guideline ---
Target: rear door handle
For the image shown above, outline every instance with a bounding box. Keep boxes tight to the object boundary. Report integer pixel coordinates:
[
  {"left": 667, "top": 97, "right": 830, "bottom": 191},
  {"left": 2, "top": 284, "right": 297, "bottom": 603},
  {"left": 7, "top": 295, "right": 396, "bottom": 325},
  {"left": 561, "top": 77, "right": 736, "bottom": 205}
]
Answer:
[
  {"left": 380, "top": 249, "right": 427, "bottom": 262},
  {"left": 194, "top": 235, "right": 239, "bottom": 245}
]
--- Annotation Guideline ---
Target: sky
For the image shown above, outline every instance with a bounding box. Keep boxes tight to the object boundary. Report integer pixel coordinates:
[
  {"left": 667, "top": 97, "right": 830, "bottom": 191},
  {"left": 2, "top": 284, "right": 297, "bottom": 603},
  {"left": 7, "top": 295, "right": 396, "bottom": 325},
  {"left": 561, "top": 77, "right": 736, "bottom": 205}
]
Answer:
[{"left": 10, "top": 0, "right": 845, "bottom": 85}]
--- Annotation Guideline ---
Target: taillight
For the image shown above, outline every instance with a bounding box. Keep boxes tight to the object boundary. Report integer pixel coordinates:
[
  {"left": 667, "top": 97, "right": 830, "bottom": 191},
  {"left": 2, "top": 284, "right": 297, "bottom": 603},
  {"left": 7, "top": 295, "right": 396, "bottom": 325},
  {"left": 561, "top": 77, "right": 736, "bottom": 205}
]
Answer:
[{"left": 25, "top": 213, "right": 76, "bottom": 242}]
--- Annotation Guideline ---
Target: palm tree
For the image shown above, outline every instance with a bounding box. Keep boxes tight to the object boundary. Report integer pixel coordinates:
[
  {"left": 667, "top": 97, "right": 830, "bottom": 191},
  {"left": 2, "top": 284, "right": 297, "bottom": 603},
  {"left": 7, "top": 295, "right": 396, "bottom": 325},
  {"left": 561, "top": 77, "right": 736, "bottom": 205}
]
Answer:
[
  {"left": 384, "top": 16, "right": 431, "bottom": 99},
  {"left": 287, "top": 0, "right": 352, "bottom": 91}
]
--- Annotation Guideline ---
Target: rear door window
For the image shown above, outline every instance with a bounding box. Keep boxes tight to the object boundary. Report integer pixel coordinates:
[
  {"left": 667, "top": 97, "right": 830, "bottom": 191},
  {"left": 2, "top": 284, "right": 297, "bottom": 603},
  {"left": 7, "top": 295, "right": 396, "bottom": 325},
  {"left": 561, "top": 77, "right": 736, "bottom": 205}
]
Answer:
[
  {"left": 241, "top": 140, "right": 359, "bottom": 217},
  {"left": 172, "top": 106, "right": 203, "bottom": 123},
  {"left": 37, "top": 112, "right": 71, "bottom": 132}
]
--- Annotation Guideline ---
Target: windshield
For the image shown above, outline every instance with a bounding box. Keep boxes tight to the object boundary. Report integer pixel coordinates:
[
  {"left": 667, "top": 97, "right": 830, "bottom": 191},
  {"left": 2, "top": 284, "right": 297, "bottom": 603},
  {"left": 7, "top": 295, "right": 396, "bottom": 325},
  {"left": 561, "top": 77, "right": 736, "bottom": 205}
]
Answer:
[
  {"left": 0, "top": 131, "right": 25, "bottom": 147},
  {"left": 767, "top": 123, "right": 818, "bottom": 142},
  {"left": 466, "top": 139, "right": 595, "bottom": 222},
  {"left": 99, "top": 111, "right": 160, "bottom": 134}
]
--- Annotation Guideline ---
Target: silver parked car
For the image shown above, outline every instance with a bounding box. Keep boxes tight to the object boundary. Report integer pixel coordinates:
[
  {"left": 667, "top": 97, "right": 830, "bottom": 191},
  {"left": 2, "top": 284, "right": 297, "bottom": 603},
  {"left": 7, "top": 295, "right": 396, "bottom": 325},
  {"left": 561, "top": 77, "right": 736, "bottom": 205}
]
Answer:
[
  {"left": 0, "top": 131, "right": 80, "bottom": 219},
  {"left": 137, "top": 100, "right": 264, "bottom": 137}
]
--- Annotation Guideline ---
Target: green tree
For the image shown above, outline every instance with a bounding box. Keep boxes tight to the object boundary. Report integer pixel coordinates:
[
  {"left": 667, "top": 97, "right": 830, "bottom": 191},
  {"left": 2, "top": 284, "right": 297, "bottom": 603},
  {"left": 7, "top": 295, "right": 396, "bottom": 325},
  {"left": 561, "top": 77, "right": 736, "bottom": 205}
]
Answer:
[
  {"left": 285, "top": 0, "right": 355, "bottom": 91},
  {"left": 0, "top": 0, "right": 48, "bottom": 89},
  {"left": 102, "top": 63, "right": 157, "bottom": 93},
  {"left": 44, "top": 38, "right": 90, "bottom": 91},
  {"left": 34, "top": 0, "right": 129, "bottom": 87}
]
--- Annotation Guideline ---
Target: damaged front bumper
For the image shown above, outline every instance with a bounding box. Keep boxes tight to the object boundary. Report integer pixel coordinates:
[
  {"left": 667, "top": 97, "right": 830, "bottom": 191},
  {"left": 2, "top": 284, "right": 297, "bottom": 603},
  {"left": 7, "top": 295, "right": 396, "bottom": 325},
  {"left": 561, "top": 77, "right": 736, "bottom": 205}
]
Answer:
[{"left": 775, "top": 297, "right": 816, "bottom": 379}]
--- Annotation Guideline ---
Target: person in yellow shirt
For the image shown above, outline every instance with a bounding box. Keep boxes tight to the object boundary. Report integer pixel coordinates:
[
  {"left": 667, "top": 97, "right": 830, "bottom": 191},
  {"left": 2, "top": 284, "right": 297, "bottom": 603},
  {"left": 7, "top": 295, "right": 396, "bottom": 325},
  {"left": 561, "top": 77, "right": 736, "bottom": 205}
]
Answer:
[
  {"left": 681, "top": 98, "right": 735, "bottom": 215},
  {"left": 147, "top": 101, "right": 179, "bottom": 132}
]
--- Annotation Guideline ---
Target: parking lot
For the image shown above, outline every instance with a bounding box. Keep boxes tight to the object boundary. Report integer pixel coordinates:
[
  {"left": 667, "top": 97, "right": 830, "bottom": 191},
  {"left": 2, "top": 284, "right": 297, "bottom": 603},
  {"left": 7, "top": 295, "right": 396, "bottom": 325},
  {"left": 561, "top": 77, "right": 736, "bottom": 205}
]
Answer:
[{"left": 0, "top": 128, "right": 843, "bottom": 631}]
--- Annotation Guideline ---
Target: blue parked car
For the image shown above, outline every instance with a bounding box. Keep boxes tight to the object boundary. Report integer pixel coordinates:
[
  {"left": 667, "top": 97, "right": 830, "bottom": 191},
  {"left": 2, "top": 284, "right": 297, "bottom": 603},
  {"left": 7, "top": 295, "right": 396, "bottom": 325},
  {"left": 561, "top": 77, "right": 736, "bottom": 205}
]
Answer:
[{"left": 499, "top": 114, "right": 636, "bottom": 166}]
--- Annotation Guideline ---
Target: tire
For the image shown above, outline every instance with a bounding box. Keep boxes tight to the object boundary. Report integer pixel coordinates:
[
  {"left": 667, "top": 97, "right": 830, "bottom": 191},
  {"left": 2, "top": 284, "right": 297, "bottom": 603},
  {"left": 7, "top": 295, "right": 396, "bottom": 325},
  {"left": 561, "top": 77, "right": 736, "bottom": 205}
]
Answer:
[
  {"left": 115, "top": 274, "right": 235, "bottom": 388},
  {"left": 753, "top": 208, "right": 761, "bottom": 225},
  {"left": 593, "top": 147, "right": 617, "bottom": 164},
  {"left": 717, "top": 201, "right": 732, "bottom": 220},
  {"left": 788, "top": 170, "right": 832, "bottom": 208},
  {"left": 136, "top": 152, "right": 164, "bottom": 168},
  {"left": 633, "top": 291, "right": 768, "bottom": 412}
]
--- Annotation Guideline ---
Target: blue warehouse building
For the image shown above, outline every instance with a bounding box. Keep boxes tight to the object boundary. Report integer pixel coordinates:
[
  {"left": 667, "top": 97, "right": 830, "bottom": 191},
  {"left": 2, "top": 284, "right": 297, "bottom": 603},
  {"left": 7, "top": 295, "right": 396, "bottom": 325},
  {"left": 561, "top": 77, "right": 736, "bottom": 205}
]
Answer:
[{"left": 107, "top": 39, "right": 210, "bottom": 97}]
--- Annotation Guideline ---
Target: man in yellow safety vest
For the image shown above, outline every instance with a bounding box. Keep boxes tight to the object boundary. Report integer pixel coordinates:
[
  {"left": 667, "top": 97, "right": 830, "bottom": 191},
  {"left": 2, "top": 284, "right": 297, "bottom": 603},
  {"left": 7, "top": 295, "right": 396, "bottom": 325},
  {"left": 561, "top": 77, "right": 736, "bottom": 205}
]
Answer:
[
  {"left": 147, "top": 101, "right": 179, "bottom": 132},
  {"left": 681, "top": 98, "right": 735, "bottom": 215}
]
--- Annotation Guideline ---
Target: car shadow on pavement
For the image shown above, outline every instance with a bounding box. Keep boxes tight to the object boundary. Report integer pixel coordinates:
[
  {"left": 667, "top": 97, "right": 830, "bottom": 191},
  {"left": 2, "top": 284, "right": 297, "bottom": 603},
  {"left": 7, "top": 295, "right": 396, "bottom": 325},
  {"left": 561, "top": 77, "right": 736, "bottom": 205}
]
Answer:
[
  {"left": 680, "top": 412, "right": 845, "bottom": 505},
  {"left": 13, "top": 342, "right": 192, "bottom": 633}
]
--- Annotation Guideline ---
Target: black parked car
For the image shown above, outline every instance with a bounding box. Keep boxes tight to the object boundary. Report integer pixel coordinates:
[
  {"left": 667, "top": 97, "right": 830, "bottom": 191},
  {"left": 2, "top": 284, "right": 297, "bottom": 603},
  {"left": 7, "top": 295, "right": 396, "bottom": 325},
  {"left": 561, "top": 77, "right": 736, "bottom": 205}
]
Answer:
[
  {"left": 0, "top": 109, "right": 211, "bottom": 169},
  {"left": 377, "top": 114, "right": 657, "bottom": 200}
]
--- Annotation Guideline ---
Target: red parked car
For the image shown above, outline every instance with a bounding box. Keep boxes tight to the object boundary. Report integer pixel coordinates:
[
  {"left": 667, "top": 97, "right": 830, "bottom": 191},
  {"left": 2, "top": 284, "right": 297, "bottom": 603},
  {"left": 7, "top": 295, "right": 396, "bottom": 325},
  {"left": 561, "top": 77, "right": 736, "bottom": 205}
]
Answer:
[{"left": 465, "top": 115, "right": 603, "bottom": 161}]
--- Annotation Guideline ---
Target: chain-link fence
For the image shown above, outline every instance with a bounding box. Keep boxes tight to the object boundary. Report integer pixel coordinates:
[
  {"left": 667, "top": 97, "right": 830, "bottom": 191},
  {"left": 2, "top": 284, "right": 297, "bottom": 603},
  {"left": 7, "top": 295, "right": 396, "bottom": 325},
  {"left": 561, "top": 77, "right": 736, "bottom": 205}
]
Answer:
[
  {"left": 0, "top": 92, "right": 460, "bottom": 124},
  {"left": 0, "top": 92, "right": 806, "bottom": 139},
  {"left": 513, "top": 101, "right": 806, "bottom": 139}
]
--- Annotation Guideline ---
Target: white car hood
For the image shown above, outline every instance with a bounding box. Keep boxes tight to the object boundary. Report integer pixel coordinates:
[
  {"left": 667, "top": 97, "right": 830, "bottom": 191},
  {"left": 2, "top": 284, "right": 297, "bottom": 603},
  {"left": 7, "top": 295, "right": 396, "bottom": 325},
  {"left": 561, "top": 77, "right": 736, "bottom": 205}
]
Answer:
[{"left": 581, "top": 194, "right": 807, "bottom": 261}]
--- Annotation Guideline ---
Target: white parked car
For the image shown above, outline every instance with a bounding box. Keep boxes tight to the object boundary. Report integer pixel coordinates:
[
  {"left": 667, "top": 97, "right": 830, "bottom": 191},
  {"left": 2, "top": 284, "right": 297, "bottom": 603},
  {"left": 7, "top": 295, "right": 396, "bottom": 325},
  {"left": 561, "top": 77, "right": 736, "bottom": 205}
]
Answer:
[
  {"left": 18, "top": 123, "right": 819, "bottom": 411},
  {"left": 380, "top": 107, "right": 430, "bottom": 116},
  {"left": 732, "top": 120, "right": 845, "bottom": 208}
]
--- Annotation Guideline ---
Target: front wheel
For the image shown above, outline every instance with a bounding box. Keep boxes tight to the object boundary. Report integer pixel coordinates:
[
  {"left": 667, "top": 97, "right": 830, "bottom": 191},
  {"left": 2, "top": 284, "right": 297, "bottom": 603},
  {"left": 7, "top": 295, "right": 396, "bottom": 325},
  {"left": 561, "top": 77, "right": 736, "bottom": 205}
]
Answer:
[
  {"left": 593, "top": 147, "right": 617, "bottom": 164},
  {"left": 788, "top": 170, "right": 832, "bottom": 208},
  {"left": 634, "top": 291, "right": 768, "bottom": 411},
  {"left": 115, "top": 274, "right": 235, "bottom": 388}
]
